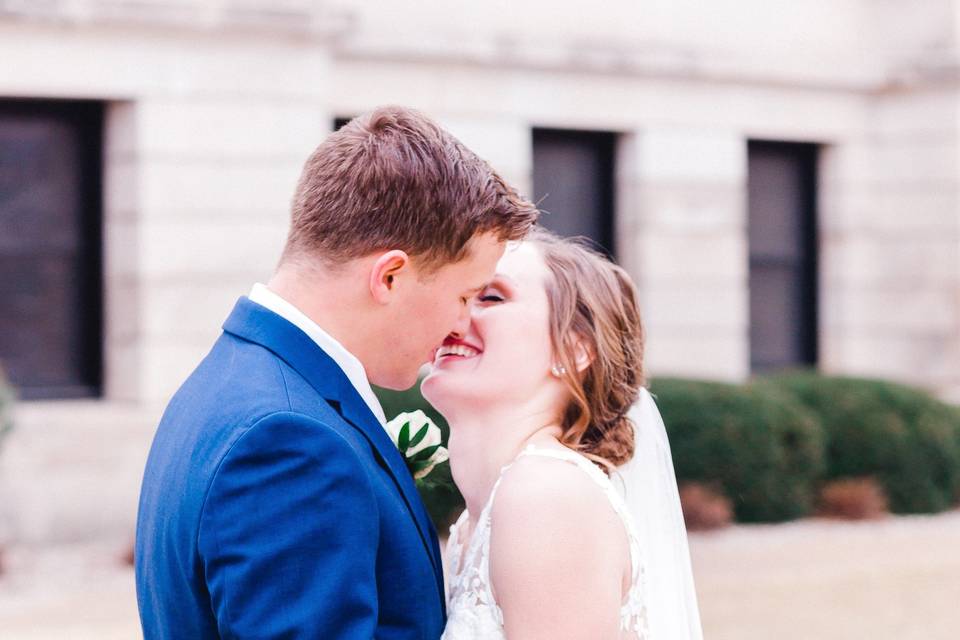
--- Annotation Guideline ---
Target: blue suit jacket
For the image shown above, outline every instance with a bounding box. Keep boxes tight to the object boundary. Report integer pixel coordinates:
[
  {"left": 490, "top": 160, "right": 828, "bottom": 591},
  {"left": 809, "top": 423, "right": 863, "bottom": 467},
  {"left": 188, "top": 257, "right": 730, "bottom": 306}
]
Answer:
[{"left": 135, "top": 298, "right": 446, "bottom": 639}]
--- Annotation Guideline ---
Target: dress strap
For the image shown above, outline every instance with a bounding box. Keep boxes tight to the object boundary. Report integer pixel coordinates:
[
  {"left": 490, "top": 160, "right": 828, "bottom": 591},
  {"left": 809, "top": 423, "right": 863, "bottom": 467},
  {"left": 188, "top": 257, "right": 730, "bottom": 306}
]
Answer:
[
  {"left": 516, "top": 445, "right": 611, "bottom": 486},
  {"left": 445, "top": 510, "right": 470, "bottom": 584}
]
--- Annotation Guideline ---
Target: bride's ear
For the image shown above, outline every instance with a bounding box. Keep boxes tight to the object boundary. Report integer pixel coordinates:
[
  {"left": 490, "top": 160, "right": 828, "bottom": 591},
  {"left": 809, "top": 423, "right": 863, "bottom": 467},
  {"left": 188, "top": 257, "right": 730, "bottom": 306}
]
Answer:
[
  {"left": 571, "top": 335, "right": 593, "bottom": 373},
  {"left": 369, "top": 250, "right": 411, "bottom": 304}
]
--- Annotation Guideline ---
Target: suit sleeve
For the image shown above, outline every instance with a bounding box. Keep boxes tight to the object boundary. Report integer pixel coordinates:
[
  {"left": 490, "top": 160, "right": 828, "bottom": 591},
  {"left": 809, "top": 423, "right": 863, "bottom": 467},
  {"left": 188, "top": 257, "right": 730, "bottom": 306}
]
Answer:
[{"left": 198, "top": 412, "right": 379, "bottom": 639}]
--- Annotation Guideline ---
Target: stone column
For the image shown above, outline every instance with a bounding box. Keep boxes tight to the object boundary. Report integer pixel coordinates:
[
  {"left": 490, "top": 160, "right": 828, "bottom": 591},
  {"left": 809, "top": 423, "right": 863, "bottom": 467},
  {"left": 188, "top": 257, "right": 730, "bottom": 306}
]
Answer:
[
  {"left": 617, "top": 127, "right": 749, "bottom": 382},
  {"left": 820, "top": 89, "right": 960, "bottom": 401},
  {"left": 99, "top": 39, "right": 333, "bottom": 403}
]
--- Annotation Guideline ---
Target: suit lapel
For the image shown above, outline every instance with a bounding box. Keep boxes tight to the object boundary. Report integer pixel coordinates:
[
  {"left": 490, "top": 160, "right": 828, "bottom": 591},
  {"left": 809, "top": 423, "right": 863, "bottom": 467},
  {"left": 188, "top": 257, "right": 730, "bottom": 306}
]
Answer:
[
  {"left": 335, "top": 389, "right": 445, "bottom": 602},
  {"left": 222, "top": 297, "right": 444, "bottom": 588}
]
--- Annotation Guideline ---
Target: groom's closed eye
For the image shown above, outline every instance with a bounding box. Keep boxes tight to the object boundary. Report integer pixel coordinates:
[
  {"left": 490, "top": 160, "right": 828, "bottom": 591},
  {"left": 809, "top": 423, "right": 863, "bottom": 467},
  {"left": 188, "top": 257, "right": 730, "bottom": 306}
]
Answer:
[{"left": 461, "top": 285, "right": 487, "bottom": 304}]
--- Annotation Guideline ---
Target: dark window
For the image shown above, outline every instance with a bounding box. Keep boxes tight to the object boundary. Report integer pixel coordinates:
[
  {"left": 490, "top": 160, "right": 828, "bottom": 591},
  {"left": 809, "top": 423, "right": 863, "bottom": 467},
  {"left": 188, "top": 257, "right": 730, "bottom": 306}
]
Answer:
[
  {"left": 747, "top": 141, "right": 819, "bottom": 373},
  {"left": 532, "top": 129, "right": 617, "bottom": 257},
  {"left": 333, "top": 117, "right": 353, "bottom": 131},
  {"left": 0, "top": 100, "right": 104, "bottom": 399}
]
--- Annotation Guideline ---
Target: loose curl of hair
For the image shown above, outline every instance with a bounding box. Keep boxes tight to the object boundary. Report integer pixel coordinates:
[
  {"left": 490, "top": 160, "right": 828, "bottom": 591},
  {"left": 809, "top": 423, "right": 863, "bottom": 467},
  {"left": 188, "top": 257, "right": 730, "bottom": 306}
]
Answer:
[{"left": 529, "top": 229, "right": 645, "bottom": 472}]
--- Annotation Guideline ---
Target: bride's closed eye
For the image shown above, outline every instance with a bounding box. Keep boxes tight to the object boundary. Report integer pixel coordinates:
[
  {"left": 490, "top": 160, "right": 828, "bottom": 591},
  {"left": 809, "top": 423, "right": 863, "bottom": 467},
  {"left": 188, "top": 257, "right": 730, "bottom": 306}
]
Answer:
[{"left": 478, "top": 287, "right": 505, "bottom": 303}]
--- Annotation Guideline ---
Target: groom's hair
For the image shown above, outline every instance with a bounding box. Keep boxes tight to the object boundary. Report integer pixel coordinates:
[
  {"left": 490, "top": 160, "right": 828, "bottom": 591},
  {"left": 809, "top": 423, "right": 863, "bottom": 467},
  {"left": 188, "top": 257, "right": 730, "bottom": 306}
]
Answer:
[{"left": 282, "top": 105, "right": 538, "bottom": 271}]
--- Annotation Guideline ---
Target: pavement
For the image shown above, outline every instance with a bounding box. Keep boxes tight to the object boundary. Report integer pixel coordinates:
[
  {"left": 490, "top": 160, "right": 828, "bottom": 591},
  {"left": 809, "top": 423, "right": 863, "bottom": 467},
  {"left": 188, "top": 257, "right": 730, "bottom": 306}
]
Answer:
[{"left": 0, "top": 511, "right": 958, "bottom": 639}]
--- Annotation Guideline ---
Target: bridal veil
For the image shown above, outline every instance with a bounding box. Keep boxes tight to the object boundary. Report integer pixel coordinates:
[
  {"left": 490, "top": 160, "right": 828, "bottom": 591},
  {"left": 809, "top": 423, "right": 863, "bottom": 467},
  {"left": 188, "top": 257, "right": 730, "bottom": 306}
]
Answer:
[{"left": 615, "top": 388, "right": 704, "bottom": 640}]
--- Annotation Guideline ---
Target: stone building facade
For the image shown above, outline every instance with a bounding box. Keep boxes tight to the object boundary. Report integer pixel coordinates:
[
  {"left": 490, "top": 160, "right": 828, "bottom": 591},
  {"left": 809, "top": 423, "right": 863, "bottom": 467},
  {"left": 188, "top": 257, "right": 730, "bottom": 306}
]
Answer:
[{"left": 0, "top": 0, "right": 959, "bottom": 542}]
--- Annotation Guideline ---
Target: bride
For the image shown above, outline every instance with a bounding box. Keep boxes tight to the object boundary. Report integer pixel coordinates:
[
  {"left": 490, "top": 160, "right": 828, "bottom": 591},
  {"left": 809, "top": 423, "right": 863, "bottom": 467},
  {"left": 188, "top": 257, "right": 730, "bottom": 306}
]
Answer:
[{"left": 422, "top": 229, "right": 703, "bottom": 640}]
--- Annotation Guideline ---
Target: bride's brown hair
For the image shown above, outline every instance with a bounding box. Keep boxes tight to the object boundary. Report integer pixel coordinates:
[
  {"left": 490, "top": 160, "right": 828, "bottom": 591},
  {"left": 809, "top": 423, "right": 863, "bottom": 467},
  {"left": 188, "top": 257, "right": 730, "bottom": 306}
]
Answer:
[{"left": 529, "top": 228, "right": 645, "bottom": 471}]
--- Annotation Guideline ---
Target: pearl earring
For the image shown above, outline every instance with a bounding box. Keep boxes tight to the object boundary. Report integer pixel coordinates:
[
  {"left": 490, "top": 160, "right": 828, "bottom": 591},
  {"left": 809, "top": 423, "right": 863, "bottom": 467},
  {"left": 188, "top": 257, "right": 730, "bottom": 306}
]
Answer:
[{"left": 551, "top": 364, "right": 567, "bottom": 377}]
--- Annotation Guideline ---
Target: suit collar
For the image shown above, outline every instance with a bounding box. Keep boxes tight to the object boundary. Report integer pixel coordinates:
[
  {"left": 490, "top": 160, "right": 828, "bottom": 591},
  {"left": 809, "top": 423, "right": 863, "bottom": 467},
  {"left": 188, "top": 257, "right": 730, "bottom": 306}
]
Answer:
[
  {"left": 222, "top": 297, "right": 443, "bottom": 587},
  {"left": 247, "top": 283, "right": 387, "bottom": 426}
]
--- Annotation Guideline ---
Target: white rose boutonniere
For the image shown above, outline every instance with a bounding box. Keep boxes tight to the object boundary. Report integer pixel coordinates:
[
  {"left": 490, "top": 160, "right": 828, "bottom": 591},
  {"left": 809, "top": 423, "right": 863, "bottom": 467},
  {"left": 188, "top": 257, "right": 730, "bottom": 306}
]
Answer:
[{"left": 385, "top": 410, "right": 449, "bottom": 481}]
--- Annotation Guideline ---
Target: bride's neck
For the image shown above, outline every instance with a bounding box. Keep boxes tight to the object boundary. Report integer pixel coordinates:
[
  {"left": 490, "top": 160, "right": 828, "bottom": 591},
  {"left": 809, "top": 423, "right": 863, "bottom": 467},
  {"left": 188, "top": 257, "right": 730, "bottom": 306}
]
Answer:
[{"left": 446, "top": 403, "right": 562, "bottom": 519}]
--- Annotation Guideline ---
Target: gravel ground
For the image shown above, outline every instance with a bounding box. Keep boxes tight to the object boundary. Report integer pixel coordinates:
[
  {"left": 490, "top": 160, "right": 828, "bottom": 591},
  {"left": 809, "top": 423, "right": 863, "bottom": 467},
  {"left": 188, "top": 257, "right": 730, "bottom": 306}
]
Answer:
[
  {"left": 690, "top": 510, "right": 960, "bottom": 640},
  {"left": 0, "top": 537, "right": 140, "bottom": 639},
  {"left": 0, "top": 512, "right": 958, "bottom": 639}
]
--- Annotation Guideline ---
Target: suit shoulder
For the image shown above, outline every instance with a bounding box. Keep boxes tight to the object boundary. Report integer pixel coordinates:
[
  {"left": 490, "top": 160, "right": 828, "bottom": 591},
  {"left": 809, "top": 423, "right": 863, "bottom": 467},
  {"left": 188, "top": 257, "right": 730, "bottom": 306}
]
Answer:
[
  {"left": 163, "top": 335, "right": 291, "bottom": 423},
  {"left": 223, "top": 411, "right": 368, "bottom": 468},
  {"left": 199, "top": 413, "right": 378, "bottom": 523}
]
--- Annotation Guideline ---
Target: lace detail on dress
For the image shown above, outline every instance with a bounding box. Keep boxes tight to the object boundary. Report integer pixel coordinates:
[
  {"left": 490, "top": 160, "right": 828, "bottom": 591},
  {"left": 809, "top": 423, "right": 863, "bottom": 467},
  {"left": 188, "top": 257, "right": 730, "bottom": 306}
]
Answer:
[
  {"left": 441, "top": 445, "right": 650, "bottom": 640},
  {"left": 442, "top": 472, "right": 508, "bottom": 639}
]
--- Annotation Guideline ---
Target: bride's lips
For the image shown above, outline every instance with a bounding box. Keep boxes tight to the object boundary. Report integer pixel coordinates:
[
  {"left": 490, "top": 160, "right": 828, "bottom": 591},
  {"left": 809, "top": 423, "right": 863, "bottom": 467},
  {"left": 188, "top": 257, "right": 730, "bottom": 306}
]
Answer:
[{"left": 432, "top": 337, "right": 483, "bottom": 365}]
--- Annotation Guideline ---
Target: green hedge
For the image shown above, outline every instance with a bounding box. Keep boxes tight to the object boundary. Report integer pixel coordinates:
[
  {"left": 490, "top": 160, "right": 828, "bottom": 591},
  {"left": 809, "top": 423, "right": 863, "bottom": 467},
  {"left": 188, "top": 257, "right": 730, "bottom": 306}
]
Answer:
[
  {"left": 377, "top": 373, "right": 960, "bottom": 527},
  {"left": 763, "top": 372, "right": 960, "bottom": 514},
  {"left": 374, "top": 382, "right": 464, "bottom": 531},
  {"left": 649, "top": 378, "right": 826, "bottom": 522}
]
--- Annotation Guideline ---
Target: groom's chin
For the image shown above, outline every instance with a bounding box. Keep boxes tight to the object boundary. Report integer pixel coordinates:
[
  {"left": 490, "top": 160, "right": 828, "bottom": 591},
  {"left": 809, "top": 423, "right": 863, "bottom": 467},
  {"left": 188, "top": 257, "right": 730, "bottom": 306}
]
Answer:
[
  {"left": 376, "top": 362, "right": 431, "bottom": 392},
  {"left": 375, "top": 376, "right": 419, "bottom": 392}
]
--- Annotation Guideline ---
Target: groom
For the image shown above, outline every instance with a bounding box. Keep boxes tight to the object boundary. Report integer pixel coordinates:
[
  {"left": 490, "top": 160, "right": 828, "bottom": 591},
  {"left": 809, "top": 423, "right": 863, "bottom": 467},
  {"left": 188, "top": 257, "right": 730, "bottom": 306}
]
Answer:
[{"left": 135, "top": 106, "right": 538, "bottom": 639}]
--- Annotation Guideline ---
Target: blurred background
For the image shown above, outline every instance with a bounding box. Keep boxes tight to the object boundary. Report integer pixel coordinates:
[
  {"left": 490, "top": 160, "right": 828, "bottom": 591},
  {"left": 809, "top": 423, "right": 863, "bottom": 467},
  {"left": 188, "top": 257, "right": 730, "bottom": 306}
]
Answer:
[{"left": 0, "top": 0, "right": 959, "bottom": 638}]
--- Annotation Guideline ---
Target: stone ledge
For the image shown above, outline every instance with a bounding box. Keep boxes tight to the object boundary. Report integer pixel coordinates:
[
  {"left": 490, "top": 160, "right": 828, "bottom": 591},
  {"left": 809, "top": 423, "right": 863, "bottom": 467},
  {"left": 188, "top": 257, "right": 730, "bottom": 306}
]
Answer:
[
  {"left": 0, "top": 401, "right": 162, "bottom": 545},
  {"left": 0, "top": 0, "right": 354, "bottom": 39}
]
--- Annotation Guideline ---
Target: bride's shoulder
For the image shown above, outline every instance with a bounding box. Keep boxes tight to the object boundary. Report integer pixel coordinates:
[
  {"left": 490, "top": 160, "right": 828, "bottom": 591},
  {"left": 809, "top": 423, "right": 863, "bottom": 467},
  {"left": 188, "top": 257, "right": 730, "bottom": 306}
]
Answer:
[
  {"left": 490, "top": 451, "right": 617, "bottom": 536},
  {"left": 486, "top": 450, "right": 629, "bottom": 598}
]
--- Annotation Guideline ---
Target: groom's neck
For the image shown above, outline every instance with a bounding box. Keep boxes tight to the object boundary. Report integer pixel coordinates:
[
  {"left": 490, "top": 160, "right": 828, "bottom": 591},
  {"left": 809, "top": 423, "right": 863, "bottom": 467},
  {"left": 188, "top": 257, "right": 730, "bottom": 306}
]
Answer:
[{"left": 266, "top": 261, "right": 379, "bottom": 367}]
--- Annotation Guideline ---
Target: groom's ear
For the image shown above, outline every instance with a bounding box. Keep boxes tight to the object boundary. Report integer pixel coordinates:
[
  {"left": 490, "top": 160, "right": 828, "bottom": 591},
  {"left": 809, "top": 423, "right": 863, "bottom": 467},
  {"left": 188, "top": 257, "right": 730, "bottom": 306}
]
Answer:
[{"left": 369, "top": 250, "right": 411, "bottom": 304}]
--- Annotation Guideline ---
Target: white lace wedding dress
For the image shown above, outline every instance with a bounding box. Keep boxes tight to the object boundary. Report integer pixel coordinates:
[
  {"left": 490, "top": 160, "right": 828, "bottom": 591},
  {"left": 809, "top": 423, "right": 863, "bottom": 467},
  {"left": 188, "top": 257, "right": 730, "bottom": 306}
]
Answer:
[{"left": 441, "top": 445, "right": 650, "bottom": 640}]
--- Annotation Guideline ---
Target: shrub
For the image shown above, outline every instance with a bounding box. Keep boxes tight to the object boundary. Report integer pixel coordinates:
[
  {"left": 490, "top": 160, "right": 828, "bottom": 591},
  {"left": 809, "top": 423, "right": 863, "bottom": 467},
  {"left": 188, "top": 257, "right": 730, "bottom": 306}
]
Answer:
[
  {"left": 816, "top": 477, "right": 888, "bottom": 520},
  {"left": 374, "top": 381, "right": 464, "bottom": 531},
  {"left": 764, "top": 372, "right": 960, "bottom": 514},
  {"left": 649, "top": 378, "right": 826, "bottom": 523},
  {"left": 678, "top": 482, "right": 733, "bottom": 531}
]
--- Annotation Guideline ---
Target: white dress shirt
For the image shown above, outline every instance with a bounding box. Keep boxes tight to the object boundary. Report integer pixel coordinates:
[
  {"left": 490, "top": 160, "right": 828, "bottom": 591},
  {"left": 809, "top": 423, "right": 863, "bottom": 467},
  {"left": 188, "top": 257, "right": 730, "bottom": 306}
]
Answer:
[{"left": 248, "top": 283, "right": 387, "bottom": 427}]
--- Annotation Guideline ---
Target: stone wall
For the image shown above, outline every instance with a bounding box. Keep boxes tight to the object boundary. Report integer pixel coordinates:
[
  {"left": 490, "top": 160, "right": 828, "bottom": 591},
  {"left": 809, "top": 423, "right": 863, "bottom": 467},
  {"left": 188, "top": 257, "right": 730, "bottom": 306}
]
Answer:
[
  {"left": 0, "top": 0, "right": 956, "bottom": 402},
  {"left": 0, "top": 19, "right": 337, "bottom": 401},
  {"left": 821, "top": 88, "right": 960, "bottom": 400},
  {"left": 2, "top": 0, "right": 960, "bottom": 547}
]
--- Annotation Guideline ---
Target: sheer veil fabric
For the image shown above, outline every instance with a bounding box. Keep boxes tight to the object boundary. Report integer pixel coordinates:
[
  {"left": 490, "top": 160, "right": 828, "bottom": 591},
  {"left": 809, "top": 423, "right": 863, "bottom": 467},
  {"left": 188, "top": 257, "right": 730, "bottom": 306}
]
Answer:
[{"left": 615, "top": 388, "right": 704, "bottom": 639}]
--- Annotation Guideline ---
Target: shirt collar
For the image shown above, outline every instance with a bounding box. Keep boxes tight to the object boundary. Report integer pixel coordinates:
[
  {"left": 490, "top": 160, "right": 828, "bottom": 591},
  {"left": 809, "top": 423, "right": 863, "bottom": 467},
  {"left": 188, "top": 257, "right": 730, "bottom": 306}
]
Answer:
[{"left": 248, "top": 283, "right": 387, "bottom": 426}]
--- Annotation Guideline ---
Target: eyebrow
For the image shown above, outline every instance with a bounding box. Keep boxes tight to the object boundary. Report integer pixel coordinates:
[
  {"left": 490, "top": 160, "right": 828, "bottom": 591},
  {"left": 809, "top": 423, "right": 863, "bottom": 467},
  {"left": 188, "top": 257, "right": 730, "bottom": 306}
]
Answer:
[
  {"left": 467, "top": 274, "right": 516, "bottom": 296},
  {"left": 489, "top": 273, "right": 518, "bottom": 288}
]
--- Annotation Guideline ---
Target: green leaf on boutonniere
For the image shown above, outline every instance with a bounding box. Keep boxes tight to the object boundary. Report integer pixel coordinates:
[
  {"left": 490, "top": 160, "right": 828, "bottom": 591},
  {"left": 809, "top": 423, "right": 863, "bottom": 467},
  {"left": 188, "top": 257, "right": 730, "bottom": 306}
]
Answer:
[
  {"left": 398, "top": 421, "right": 411, "bottom": 451},
  {"left": 409, "top": 444, "right": 441, "bottom": 463},
  {"left": 408, "top": 423, "right": 430, "bottom": 449}
]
